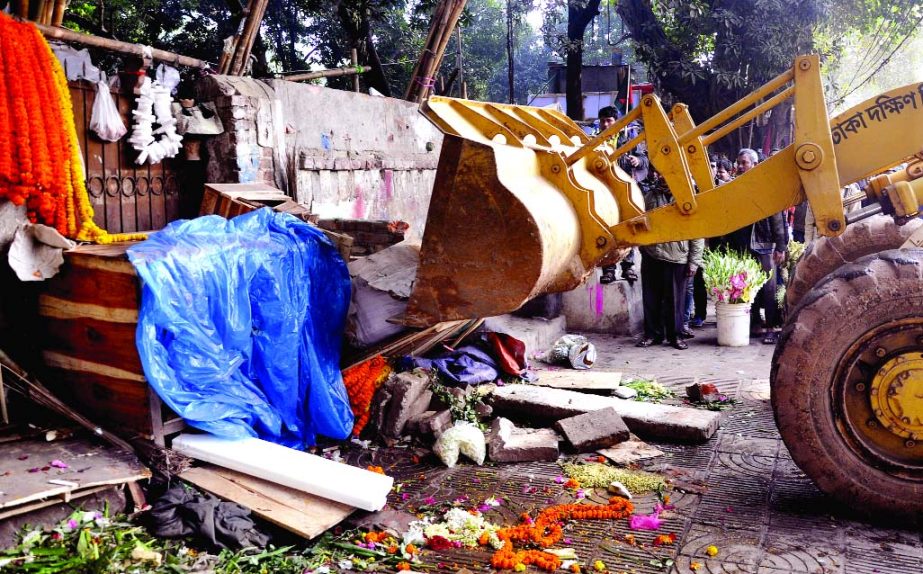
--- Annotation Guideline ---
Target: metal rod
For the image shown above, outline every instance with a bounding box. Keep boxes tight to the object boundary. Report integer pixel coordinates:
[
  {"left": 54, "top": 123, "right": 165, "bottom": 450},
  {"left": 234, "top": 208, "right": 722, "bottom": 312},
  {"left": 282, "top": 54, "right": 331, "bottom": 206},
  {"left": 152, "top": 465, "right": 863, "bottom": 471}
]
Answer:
[
  {"left": 843, "top": 191, "right": 867, "bottom": 207},
  {"left": 845, "top": 202, "right": 883, "bottom": 224},
  {"left": 565, "top": 105, "right": 641, "bottom": 166},
  {"left": 702, "top": 86, "right": 794, "bottom": 146},
  {"left": 35, "top": 23, "right": 209, "bottom": 68},
  {"left": 609, "top": 132, "right": 645, "bottom": 163},
  {"left": 679, "top": 68, "right": 794, "bottom": 144}
]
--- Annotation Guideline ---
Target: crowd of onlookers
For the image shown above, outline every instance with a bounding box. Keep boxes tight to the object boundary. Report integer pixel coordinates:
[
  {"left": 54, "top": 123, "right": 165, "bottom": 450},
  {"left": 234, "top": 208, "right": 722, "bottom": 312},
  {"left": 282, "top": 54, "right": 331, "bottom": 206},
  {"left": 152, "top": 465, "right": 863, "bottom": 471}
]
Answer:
[{"left": 593, "top": 105, "right": 848, "bottom": 350}]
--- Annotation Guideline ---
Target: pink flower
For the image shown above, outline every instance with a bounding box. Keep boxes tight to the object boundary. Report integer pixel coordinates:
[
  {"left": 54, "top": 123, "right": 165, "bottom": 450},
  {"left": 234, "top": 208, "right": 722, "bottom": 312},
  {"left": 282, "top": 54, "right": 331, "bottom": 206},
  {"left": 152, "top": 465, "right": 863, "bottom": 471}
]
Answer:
[
  {"left": 50, "top": 460, "right": 68, "bottom": 469},
  {"left": 423, "top": 496, "right": 436, "bottom": 505},
  {"left": 629, "top": 510, "right": 663, "bottom": 530},
  {"left": 554, "top": 475, "right": 565, "bottom": 484},
  {"left": 401, "top": 493, "right": 410, "bottom": 501},
  {"left": 66, "top": 519, "right": 79, "bottom": 530}
]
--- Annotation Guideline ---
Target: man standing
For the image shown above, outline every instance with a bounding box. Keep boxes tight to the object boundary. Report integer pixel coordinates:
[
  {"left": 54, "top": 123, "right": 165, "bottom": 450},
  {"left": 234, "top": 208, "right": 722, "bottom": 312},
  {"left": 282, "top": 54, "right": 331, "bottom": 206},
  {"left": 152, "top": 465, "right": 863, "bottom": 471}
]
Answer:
[
  {"left": 598, "top": 106, "right": 645, "bottom": 285},
  {"left": 720, "top": 148, "right": 786, "bottom": 343},
  {"left": 636, "top": 172, "right": 704, "bottom": 350}
]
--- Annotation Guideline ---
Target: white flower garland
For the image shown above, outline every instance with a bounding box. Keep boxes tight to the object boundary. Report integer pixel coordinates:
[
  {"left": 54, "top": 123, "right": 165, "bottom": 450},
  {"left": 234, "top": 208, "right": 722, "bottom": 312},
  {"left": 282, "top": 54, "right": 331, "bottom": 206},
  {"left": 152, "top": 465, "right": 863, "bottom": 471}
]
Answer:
[{"left": 128, "top": 76, "right": 182, "bottom": 164}]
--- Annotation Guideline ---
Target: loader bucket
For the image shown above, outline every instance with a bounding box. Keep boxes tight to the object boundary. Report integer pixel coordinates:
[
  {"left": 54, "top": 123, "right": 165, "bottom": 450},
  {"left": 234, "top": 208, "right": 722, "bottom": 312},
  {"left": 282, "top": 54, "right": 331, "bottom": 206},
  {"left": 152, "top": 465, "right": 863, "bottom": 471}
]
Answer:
[{"left": 404, "top": 98, "right": 641, "bottom": 327}]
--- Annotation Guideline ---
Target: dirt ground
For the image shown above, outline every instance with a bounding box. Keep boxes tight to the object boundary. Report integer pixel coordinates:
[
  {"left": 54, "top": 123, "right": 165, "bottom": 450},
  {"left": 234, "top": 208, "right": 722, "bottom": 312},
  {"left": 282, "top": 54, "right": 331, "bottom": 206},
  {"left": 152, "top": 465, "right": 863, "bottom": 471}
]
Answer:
[{"left": 358, "top": 317, "right": 922, "bottom": 574}]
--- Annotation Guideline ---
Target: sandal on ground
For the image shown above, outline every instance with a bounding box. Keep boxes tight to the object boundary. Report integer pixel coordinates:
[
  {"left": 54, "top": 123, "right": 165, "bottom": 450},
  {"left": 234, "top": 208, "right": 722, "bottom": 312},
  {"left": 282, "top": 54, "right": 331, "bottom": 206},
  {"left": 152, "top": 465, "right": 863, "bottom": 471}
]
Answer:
[
  {"left": 636, "top": 338, "right": 662, "bottom": 347},
  {"left": 600, "top": 270, "right": 617, "bottom": 284},
  {"left": 762, "top": 332, "right": 779, "bottom": 345},
  {"left": 670, "top": 340, "right": 689, "bottom": 350}
]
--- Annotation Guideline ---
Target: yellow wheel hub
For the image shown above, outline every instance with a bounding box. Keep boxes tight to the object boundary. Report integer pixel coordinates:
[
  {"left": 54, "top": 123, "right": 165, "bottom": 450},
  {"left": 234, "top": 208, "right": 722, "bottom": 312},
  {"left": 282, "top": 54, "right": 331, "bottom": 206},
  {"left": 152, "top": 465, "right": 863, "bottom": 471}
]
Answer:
[{"left": 869, "top": 354, "right": 923, "bottom": 441}]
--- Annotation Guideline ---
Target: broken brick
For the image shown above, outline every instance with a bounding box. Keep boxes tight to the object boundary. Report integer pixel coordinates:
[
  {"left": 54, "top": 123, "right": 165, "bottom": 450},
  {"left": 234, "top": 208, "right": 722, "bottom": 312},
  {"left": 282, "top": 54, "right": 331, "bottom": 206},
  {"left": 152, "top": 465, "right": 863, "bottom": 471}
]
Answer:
[
  {"left": 554, "top": 407, "right": 630, "bottom": 452},
  {"left": 488, "top": 417, "right": 560, "bottom": 463}
]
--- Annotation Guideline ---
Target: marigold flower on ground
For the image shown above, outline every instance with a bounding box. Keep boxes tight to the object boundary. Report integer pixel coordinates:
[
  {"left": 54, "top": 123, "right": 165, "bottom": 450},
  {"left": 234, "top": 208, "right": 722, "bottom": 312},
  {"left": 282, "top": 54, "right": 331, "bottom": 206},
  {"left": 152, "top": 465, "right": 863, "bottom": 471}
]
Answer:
[
  {"left": 706, "top": 545, "right": 719, "bottom": 557},
  {"left": 690, "top": 562, "right": 702, "bottom": 571},
  {"left": 404, "top": 544, "right": 418, "bottom": 555},
  {"left": 396, "top": 561, "right": 411, "bottom": 571},
  {"left": 569, "top": 564, "right": 581, "bottom": 573},
  {"left": 652, "top": 533, "right": 676, "bottom": 546},
  {"left": 593, "top": 560, "right": 606, "bottom": 572},
  {"left": 367, "top": 465, "right": 385, "bottom": 474}
]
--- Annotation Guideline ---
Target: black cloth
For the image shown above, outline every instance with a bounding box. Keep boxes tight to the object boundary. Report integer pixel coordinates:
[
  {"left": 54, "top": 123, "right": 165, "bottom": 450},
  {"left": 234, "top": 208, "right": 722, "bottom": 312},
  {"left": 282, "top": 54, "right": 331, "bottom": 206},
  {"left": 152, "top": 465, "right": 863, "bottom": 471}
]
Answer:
[
  {"left": 150, "top": 484, "right": 271, "bottom": 550},
  {"left": 641, "top": 256, "right": 687, "bottom": 343}
]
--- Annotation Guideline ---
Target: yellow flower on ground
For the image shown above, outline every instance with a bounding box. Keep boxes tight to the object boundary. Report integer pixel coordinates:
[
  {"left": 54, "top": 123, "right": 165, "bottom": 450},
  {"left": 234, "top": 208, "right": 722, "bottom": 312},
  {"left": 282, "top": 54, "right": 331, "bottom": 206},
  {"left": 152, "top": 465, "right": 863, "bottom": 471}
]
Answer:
[
  {"left": 690, "top": 562, "right": 702, "bottom": 571},
  {"left": 593, "top": 560, "right": 606, "bottom": 572},
  {"left": 706, "top": 545, "right": 719, "bottom": 557}
]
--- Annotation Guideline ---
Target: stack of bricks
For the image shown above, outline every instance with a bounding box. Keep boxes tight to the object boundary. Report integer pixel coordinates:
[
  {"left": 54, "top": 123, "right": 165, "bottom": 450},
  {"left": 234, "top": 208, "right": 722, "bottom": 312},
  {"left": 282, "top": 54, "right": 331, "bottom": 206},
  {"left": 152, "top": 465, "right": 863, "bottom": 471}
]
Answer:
[{"left": 316, "top": 219, "right": 408, "bottom": 258}]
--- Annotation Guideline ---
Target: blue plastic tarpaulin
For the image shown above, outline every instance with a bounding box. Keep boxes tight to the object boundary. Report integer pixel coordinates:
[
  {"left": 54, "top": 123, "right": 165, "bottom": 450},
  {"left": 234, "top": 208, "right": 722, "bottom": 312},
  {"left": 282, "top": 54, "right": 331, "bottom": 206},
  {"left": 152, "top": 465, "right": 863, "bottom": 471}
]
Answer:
[{"left": 127, "top": 208, "right": 354, "bottom": 448}]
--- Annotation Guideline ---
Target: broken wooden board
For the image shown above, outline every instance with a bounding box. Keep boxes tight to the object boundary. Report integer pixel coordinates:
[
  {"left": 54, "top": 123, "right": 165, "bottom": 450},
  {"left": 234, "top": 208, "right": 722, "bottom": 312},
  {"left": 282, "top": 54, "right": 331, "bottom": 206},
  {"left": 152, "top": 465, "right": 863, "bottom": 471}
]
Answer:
[
  {"left": 181, "top": 465, "right": 355, "bottom": 540},
  {"left": 0, "top": 437, "right": 150, "bottom": 513},
  {"left": 533, "top": 369, "right": 622, "bottom": 392},
  {"left": 597, "top": 434, "right": 665, "bottom": 465},
  {"left": 491, "top": 384, "right": 721, "bottom": 442}
]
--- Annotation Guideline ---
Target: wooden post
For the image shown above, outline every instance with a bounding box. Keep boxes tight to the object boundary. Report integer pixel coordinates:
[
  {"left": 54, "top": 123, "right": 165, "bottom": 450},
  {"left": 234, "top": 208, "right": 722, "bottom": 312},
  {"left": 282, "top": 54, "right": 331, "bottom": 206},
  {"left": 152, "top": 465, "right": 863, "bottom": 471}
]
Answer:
[
  {"left": 283, "top": 65, "right": 372, "bottom": 82},
  {"left": 351, "top": 48, "right": 360, "bottom": 92}
]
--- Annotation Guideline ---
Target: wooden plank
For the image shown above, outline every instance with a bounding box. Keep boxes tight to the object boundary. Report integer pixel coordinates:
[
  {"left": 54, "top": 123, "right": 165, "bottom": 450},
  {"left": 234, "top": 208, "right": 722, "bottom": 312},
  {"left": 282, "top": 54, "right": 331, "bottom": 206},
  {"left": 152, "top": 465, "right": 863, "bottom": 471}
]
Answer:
[
  {"left": 532, "top": 369, "right": 623, "bottom": 392},
  {"left": 0, "top": 485, "right": 113, "bottom": 521},
  {"left": 42, "top": 367, "right": 153, "bottom": 436},
  {"left": 42, "top": 351, "right": 145, "bottom": 383},
  {"left": 41, "top": 317, "right": 142, "bottom": 372},
  {"left": 136, "top": 164, "right": 153, "bottom": 232},
  {"left": 43, "top": 259, "right": 139, "bottom": 309},
  {"left": 39, "top": 295, "right": 139, "bottom": 323},
  {"left": 181, "top": 465, "right": 355, "bottom": 539},
  {"left": 0, "top": 437, "right": 149, "bottom": 509}
]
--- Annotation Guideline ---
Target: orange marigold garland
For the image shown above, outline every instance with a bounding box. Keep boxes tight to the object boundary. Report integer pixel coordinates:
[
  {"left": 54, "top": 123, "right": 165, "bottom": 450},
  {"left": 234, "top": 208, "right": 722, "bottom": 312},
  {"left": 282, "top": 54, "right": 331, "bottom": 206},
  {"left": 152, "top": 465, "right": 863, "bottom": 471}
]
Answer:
[
  {"left": 488, "top": 497, "right": 634, "bottom": 571},
  {"left": 342, "top": 355, "right": 392, "bottom": 436},
  {"left": 0, "top": 12, "right": 146, "bottom": 244}
]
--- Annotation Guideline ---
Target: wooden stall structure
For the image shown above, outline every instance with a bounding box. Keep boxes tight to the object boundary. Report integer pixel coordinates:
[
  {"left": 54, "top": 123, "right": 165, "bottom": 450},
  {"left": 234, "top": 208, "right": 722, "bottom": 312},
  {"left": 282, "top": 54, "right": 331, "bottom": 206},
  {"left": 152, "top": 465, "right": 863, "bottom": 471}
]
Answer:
[{"left": 37, "top": 244, "right": 184, "bottom": 447}]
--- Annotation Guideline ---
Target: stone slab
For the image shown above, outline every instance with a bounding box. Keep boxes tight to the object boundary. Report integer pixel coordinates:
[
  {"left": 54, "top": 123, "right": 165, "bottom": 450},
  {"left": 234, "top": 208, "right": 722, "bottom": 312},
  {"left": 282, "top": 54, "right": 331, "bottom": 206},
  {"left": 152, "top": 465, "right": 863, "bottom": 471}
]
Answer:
[
  {"left": 482, "top": 314, "right": 566, "bottom": 358},
  {"left": 597, "top": 434, "right": 665, "bottom": 465},
  {"left": 488, "top": 418, "right": 560, "bottom": 463},
  {"left": 491, "top": 384, "right": 720, "bottom": 443},
  {"left": 381, "top": 371, "right": 432, "bottom": 438},
  {"left": 554, "top": 407, "right": 630, "bottom": 452},
  {"left": 533, "top": 369, "right": 622, "bottom": 391}
]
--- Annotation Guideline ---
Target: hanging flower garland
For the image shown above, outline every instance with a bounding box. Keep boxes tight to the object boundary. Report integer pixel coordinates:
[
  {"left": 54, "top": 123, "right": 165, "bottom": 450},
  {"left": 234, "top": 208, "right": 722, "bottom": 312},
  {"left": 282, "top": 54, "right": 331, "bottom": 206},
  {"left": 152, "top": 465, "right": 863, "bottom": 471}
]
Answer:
[
  {"left": 0, "top": 12, "right": 147, "bottom": 244},
  {"left": 342, "top": 356, "right": 392, "bottom": 436}
]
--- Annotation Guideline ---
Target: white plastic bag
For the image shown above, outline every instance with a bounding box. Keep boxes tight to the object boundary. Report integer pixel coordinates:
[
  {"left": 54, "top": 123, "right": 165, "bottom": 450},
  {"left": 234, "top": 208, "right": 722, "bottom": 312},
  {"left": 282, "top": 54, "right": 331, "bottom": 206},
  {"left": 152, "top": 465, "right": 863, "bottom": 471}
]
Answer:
[
  {"left": 89, "top": 81, "right": 127, "bottom": 142},
  {"left": 433, "top": 421, "right": 486, "bottom": 468}
]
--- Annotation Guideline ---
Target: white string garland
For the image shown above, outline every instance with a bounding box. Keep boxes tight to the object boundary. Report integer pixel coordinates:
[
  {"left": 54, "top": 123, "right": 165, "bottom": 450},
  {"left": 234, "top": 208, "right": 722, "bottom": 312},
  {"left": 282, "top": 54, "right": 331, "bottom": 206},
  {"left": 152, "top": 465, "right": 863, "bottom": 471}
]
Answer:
[{"left": 128, "top": 76, "right": 183, "bottom": 165}]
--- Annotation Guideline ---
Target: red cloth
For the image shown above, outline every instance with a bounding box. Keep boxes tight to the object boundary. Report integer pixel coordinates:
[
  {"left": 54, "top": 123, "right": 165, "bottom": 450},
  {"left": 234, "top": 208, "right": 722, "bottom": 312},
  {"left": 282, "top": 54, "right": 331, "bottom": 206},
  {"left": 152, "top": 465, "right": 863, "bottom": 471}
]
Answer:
[{"left": 485, "top": 332, "right": 528, "bottom": 377}]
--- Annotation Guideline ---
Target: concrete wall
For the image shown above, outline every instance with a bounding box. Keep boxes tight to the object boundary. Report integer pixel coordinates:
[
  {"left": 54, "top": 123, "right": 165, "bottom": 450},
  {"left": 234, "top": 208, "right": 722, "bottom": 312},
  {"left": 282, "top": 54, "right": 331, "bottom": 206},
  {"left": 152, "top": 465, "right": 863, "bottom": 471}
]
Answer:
[{"left": 268, "top": 81, "right": 443, "bottom": 242}]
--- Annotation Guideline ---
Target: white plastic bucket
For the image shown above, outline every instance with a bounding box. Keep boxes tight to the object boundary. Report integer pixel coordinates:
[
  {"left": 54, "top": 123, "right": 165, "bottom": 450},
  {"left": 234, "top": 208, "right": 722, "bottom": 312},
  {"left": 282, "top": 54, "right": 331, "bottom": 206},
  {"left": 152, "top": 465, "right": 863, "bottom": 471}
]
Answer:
[{"left": 715, "top": 302, "right": 750, "bottom": 346}]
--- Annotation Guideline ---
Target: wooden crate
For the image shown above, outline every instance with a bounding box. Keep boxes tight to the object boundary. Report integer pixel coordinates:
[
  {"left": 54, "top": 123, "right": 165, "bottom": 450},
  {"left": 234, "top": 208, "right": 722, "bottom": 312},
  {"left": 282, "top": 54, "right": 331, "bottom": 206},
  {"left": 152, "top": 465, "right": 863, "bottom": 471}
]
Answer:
[
  {"left": 199, "top": 183, "right": 353, "bottom": 260},
  {"left": 38, "top": 244, "right": 184, "bottom": 447}
]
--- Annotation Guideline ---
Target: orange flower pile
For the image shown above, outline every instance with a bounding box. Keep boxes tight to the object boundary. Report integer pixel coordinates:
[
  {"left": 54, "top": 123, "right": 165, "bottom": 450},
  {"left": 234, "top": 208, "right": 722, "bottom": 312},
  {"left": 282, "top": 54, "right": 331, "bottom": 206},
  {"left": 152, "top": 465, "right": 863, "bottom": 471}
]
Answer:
[
  {"left": 652, "top": 533, "right": 676, "bottom": 547},
  {"left": 367, "top": 465, "right": 385, "bottom": 475},
  {"left": 0, "top": 12, "right": 145, "bottom": 244},
  {"left": 342, "top": 355, "right": 392, "bottom": 435},
  {"left": 488, "top": 497, "right": 634, "bottom": 571}
]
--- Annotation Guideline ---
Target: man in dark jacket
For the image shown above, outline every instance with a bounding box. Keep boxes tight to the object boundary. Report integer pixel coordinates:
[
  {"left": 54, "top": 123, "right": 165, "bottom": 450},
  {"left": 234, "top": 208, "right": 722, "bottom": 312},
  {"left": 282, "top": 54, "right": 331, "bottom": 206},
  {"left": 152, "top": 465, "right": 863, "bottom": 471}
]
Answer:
[
  {"left": 718, "top": 148, "right": 786, "bottom": 342},
  {"left": 636, "top": 173, "right": 704, "bottom": 350}
]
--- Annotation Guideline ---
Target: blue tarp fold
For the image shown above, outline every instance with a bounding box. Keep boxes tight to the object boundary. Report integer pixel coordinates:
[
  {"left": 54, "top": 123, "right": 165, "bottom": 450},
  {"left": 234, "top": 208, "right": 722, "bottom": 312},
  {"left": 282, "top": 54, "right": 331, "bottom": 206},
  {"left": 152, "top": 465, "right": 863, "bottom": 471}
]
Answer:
[{"left": 127, "top": 208, "right": 353, "bottom": 448}]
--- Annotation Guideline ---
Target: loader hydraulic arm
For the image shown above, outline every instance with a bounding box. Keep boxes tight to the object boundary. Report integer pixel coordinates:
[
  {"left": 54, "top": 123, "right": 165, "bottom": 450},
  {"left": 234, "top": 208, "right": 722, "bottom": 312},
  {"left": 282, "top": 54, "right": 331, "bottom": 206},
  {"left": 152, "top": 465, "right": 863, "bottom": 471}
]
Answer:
[{"left": 405, "top": 55, "right": 923, "bottom": 326}]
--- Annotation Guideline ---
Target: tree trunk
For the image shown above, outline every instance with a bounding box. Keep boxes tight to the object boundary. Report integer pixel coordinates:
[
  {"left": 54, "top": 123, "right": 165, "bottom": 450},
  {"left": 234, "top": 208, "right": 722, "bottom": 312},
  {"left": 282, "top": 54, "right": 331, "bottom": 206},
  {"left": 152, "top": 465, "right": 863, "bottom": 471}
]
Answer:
[{"left": 566, "top": 0, "right": 602, "bottom": 120}]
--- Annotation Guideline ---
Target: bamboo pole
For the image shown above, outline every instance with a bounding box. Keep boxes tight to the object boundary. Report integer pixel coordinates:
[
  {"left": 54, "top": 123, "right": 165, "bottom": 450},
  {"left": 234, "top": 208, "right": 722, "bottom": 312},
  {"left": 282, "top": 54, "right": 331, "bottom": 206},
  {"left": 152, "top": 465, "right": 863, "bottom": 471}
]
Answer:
[
  {"left": 351, "top": 48, "right": 360, "bottom": 92},
  {"left": 283, "top": 65, "right": 372, "bottom": 82},
  {"left": 222, "top": 0, "right": 254, "bottom": 74},
  {"left": 34, "top": 22, "right": 209, "bottom": 68},
  {"left": 42, "top": 0, "right": 55, "bottom": 24},
  {"left": 404, "top": 0, "right": 446, "bottom": 101},
  {"left": 230, "top": 0, "right": 269, "bottom": 76},
  {"left": 16, "top": 0, "right": 30, "bottom": 19},
  {"left": 51, "top": 0, "right": 67, "bottom": 27}
]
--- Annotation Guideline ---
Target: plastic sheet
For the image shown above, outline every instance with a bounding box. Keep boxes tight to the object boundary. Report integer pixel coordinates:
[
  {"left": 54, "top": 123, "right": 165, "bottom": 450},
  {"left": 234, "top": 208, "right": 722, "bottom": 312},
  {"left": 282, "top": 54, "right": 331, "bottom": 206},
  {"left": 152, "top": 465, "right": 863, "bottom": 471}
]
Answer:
[{"left": 128, "top": 209, "right": 353, "bottom": 448}]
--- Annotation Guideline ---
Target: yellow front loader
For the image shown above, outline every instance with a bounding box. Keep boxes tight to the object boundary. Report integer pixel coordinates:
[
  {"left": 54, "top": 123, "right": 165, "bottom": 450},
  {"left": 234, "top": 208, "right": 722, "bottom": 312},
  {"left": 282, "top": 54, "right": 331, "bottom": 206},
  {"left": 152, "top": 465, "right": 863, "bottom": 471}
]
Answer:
[{"left": 406, "top": 55, "right": 923, "bottom": 520}]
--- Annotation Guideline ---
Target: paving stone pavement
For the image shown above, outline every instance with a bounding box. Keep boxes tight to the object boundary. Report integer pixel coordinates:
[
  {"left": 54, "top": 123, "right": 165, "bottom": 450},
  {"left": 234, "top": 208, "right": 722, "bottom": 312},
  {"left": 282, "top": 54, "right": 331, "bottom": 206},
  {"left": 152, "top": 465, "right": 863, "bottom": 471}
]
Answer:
[{"left": 350, "top": 320, "right": 922, "bottom": 574}]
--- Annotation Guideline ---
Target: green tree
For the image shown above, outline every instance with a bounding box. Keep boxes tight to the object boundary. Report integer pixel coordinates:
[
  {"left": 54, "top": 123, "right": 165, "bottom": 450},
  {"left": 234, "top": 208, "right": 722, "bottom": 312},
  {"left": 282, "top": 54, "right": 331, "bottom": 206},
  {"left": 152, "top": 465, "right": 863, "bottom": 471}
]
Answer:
[{"left": 615, "top": 0, "right": 923, "bottom": 151}]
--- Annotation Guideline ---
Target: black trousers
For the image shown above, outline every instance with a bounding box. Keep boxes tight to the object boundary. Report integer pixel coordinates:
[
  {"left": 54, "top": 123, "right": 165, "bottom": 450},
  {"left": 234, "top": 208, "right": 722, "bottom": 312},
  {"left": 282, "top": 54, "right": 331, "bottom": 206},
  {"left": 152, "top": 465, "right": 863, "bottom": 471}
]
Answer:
[
  {"left": 641, "top": 256, "right": 687, "bottom": 342},
  {"left": 751, "top": 251, "right": 781, "bottom": 328},
  {"left": 693, "top": 266, "right": 707, "bottom": 321}
]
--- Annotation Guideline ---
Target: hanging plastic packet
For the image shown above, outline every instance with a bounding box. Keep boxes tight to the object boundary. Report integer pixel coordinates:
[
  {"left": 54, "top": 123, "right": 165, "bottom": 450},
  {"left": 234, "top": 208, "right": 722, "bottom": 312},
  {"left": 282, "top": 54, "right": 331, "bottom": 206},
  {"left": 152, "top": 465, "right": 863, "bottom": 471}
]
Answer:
[{"left": 89, "top": 80, "right": 127, "bottom": 142}]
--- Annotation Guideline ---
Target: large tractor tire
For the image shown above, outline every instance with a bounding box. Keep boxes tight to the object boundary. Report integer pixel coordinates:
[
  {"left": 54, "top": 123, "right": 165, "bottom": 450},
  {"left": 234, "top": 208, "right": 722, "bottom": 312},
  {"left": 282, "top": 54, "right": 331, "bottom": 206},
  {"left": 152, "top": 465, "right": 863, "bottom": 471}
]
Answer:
[
  {"left": 772, "top": 249, "right": 923, "bottom": 521},
  {"left": 786, "top": 215, "right": 922, "bottom": 310}
]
